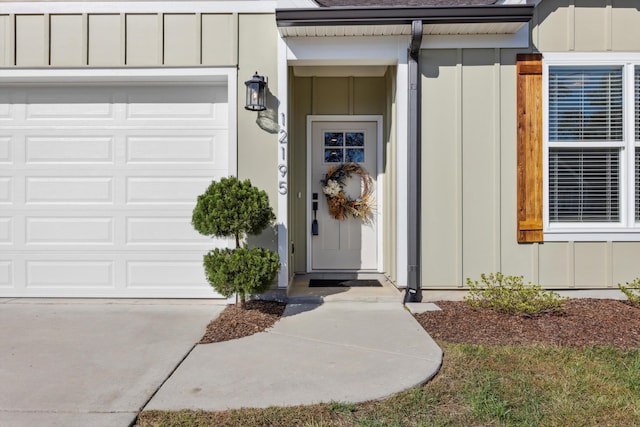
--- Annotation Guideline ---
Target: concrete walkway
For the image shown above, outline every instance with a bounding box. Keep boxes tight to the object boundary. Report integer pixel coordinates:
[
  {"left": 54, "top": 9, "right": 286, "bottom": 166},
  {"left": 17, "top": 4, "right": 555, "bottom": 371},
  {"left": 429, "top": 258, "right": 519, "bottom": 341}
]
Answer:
[
  {"left": 0, "top": 299, "right": 223, "bottom": 427},
  {"left": 147, "top": 302, "right": 443, "bottom": 411}
]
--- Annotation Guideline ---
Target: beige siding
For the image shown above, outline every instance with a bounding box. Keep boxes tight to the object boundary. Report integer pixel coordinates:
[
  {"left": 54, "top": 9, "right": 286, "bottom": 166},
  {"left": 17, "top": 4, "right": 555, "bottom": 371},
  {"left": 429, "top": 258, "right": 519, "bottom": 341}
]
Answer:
[
  {"left": 164, "top": 14, "right": 199, "bottom": 66},
  {"left": 611, "top": 1, "right": 640, "bottom": 51},
  {"left": 612, "top": 243, "right": 640, "bottom": 285},
  {"left": 202, "top": 14, "right": 236, "bottom": 66},
  {"left": 421, "top": 49, "right": 461, "bottom": 286},
  {"left": 538, "top": 244, "right": 570, "bottom": 286},
  {"left": 422, "top": 2, "right": 640, "bottom": 288},
  {"left": 0, "top": 15, "right": 10, "bottom": 66},
  {"left": 533, "top": 0, "right": 640, "bottom": 52},
  {"left": 50, "top": 14, "right": 84, "bottom": 66},
  {"left": 88, "top": 14, "right": 122, "bottom": 66},
  {"left": 15, "top": 15, "right": 47, "bottom": 66},
  {"left": 237, "top": 14, "right": 279, "bottom": 252},
  {"left": 289, "top": 73, "right": 391, "bottom": 274},
  {"left": 574, "top": 243, "right": 610, "bottom": 287},
  {"left": 126, "top": 14, "right": 160, "bottom": 66},
  {"left": 1, "top": 12, "right": 237, "bottom": 67},
  {"left": 461, "top": 49, "right": 500, "bottom": 281}
]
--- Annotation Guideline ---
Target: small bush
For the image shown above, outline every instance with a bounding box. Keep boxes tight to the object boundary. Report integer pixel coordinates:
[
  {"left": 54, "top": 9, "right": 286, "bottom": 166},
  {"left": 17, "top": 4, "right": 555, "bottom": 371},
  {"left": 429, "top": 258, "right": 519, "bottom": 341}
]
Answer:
[
  {"left": 619, "top": 279, "right": 640, "bottom": 307},
  {"left": 465, "top": 272, "right": 567, "bottom": 316},
  {"left": 192, "top": 176, "right": 275, "bottom": 248},
  {"left": 192, "top": 177, "right": 280, "bottom": 305},
  {"left": 203, "top": 247, "right": 280, "bottom": 302}
]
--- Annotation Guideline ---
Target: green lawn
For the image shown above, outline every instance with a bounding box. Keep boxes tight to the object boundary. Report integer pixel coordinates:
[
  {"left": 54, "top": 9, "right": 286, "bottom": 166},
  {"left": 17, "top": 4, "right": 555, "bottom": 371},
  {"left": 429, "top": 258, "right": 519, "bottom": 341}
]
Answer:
[{"left": 137, "top": 342, "right": 640, "bottom": 427}]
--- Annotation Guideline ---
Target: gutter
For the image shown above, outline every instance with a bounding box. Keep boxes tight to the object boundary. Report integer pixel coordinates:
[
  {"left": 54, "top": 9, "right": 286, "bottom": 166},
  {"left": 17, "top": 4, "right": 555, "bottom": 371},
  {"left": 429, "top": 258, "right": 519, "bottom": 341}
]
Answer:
[
  {"left": 276, "top": 5, "right": 534, "bottom": 27},
  {"left": 404, "top": 19, "right": 423, "bottom": 303}
]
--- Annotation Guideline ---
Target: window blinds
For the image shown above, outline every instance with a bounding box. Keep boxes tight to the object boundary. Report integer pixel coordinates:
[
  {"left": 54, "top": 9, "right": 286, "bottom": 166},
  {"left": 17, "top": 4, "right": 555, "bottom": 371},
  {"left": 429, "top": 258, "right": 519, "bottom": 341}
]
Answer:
[
  {"left": 549, "top": 67, "right": 623, "bottom": 142},
  {"left": 549, "top": 148, "right": 620, "bottom": 222}
]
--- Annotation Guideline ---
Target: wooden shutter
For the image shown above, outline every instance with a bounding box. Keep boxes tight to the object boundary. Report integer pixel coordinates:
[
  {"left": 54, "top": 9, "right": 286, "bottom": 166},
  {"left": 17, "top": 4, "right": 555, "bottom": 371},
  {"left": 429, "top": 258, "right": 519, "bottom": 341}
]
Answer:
[{"left": 517, "top": 53, "right": 543, "bottom": 243}]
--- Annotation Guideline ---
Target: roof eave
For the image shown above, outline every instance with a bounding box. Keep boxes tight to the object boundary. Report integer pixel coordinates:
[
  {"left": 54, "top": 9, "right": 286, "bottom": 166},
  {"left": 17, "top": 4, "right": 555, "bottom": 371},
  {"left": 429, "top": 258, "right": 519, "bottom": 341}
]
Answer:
[{"left": 276, "top": 5, "right": 535, "bottom": 27}]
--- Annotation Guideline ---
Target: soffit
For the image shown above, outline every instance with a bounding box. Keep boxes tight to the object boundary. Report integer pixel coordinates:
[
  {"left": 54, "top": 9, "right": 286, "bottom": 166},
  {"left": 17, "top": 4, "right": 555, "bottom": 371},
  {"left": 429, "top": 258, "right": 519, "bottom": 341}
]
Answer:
[{"left": 276, "top": 4, "right": 534, "bottom": 37}]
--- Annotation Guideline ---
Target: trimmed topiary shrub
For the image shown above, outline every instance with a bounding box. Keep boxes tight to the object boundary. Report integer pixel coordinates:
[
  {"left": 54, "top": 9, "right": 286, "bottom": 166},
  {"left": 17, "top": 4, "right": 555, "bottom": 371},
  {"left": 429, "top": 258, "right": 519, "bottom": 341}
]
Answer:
[
  {"left": 192, "top": 177, "right": 280, "bottom": 305},
  {"left": 192, "top": 176, "right": 275, "bottom": 248},
  {"left": 618, "top": 279, "right": 640, "bottom": 307},
  {"left": 465, "top": 272, "right": 567, "bottom": 316}
]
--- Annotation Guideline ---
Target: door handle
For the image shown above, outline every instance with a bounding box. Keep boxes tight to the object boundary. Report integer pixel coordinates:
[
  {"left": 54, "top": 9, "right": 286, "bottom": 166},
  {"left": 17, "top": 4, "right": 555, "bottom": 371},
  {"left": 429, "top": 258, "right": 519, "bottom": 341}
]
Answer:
[{"left": 312, "top": 195, "right": 319, "bottom": 236}]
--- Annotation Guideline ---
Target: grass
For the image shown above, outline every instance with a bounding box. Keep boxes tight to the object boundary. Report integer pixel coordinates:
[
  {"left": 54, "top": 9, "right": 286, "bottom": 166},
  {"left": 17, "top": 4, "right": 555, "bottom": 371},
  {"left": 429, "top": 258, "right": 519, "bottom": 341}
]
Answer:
[{"left": 137, "top": 342, "right": 640, "bottom": 427}]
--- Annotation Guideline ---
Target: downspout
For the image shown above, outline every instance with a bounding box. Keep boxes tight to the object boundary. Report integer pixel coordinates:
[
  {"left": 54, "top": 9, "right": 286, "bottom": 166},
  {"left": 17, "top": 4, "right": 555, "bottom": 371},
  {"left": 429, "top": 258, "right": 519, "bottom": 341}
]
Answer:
[{"left": 404, "top": 19, "right": 423, "bottom": 303}]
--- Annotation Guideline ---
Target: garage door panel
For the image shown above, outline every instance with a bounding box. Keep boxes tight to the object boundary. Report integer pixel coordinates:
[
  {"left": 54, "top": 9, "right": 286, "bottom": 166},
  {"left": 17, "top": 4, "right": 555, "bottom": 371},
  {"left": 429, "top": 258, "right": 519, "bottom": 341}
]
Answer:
[
  {"left": 124, "top": 85, "right": 227, "bottom": 123},
  {"left": 26, "top": 136, "right": 115, "bottom": 164},
  {"left": 125, "top": 177, "right": 213, "bottom": 205},
  {"left": 126, "top": 217, "right": 213, "bottom": 245},
  {"left": 26, "top": 260, "right": 115, "bottom": 289},
  {"left": 0, "top": 178, "right": 11, "bottom": 203},
  {"left": 0, "top": 97, "right": 9, "bottom": 119},
  {"left": 0, "top": 218, "right": 12, "bottom": 244},
  {"left": 25, "top": 88, "right": 116, "bottom": 120},
  {"left": 26, "top": 177, "right": 114, "bottom": 205},
  {"left": 126, "top": 260, "right": 207, "bottom": 289},
  {"left": 0, "top": 261, "right": 12, "bottom": 288},
  {"left": 26, "top": 217, "right": 114, "bottom": 245},
  {"left": 0, "top": 137, "right": 12, "bottom": 162},
  {"left": 125, "top": 135, "right": 222, "bottom": 164}
]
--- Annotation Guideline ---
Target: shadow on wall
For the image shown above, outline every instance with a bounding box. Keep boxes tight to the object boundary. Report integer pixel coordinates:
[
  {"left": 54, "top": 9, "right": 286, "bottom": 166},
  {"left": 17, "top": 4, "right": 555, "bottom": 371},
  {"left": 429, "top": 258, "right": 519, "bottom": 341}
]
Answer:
[{"left": 256, "top": 89, "right": 280, "bottom": 134}]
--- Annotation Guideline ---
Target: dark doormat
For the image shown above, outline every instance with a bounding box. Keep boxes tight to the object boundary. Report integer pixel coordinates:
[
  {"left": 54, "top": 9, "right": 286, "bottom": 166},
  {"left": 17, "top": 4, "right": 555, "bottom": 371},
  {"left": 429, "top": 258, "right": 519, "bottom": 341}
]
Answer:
[{"left": 308, "top": 279, "right": 382, "bottom": 288}]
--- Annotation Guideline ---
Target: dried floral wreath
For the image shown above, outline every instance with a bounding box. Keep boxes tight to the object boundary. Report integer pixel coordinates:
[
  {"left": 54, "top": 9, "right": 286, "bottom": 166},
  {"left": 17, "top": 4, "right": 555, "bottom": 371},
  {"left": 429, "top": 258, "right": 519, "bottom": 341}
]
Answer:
[{"left": 321, "top": 162, "right": 373, "bottom": 222}]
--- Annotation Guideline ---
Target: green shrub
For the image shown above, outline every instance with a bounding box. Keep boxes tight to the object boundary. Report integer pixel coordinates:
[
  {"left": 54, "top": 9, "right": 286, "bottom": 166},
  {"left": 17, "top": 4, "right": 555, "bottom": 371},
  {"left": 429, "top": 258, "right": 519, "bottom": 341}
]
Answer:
[
  {"left": 203, "top": 247, "right": 280, "bottom": 302},
  {"left": 465, "top": 272, "right": 567, "bottom": 316},
  {"left": 192, "top": 176, "right": 279, "bottom": 305},
  {"left": 618, "top": 279, "right": 640, "bottom": 307},
  {"left": 192, "top": 176, "right": 275, "bottom": 248}
]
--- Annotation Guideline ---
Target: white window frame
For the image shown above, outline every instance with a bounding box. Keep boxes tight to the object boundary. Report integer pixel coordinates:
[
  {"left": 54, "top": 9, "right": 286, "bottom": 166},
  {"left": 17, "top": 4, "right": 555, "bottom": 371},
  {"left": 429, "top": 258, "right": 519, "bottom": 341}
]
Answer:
[{"left": 543, "top": 53, "right": 640, "bottom": 241}]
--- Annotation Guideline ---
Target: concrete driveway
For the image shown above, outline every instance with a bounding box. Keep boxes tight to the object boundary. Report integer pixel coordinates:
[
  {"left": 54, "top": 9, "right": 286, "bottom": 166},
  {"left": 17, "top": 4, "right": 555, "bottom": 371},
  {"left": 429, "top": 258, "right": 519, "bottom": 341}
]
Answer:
[{"left": 0, "top": 299, "right": 223, "bottom": 427}]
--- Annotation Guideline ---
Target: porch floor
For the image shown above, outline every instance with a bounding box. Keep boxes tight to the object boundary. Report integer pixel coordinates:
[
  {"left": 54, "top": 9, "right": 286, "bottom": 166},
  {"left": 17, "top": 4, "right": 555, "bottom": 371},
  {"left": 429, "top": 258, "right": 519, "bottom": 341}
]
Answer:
[{"left": 288, "top": 273, "right": 402, "bottom": 302}]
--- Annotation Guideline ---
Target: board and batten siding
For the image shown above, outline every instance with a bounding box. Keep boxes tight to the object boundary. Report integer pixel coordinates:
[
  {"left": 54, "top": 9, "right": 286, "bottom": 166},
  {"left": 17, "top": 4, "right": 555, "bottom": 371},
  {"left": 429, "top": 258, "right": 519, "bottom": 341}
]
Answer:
[
  {"left": 421, "top": 1, "right": 640, "bottom": 289},
  {"left": 0, "top": 13, "right": 237, "bottom": 67}
]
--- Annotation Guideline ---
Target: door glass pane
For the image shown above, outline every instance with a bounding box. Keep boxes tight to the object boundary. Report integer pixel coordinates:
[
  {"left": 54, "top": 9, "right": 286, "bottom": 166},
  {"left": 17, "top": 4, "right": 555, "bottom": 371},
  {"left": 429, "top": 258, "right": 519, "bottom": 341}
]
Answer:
[
  {"left": 345, "top": 148, "right": 364, "bottom": 162},
  {"left": 324, "top": 148, "right": 343, "bottom": 163},
  {"left": 324, "top": 132, "right": 343, "bottom": 146},
  {"left": 346, "top": 132, "right": 364, "bottom": 146}
]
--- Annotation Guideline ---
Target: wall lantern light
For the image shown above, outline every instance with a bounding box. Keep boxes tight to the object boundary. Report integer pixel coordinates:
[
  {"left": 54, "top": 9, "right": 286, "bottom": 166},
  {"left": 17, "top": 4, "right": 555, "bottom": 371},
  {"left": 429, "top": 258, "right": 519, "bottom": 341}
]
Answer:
[{"left": 244, "top": 72, "right": 267, "bottom": 111}]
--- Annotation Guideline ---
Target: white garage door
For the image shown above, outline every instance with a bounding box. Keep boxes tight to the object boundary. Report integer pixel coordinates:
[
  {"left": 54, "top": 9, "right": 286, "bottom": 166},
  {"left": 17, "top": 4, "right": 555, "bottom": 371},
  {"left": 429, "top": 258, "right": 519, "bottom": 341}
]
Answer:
[{"left": 0, "top": 83, "right": 229, "bottom": 297}]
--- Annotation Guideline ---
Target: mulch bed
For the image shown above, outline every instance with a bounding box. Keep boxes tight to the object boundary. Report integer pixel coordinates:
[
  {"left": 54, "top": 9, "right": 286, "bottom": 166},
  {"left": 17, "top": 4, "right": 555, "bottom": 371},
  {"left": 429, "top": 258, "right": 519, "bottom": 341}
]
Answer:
[
  {"left": 415, "top": 298, "right": 640, "bottom": 349},
  {"left": 201, "top": 298, "right": 640, "bottom": 349},
  {"left": 199, "top": 300, "right": 286, "bottom": 344}
]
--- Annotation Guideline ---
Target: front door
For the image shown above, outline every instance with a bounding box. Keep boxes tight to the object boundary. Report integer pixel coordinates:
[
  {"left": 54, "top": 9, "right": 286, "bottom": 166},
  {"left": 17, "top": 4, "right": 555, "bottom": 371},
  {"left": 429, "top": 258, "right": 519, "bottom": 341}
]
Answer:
[{"left": 309, "top": 119, "right": 379, "bottom": 271}]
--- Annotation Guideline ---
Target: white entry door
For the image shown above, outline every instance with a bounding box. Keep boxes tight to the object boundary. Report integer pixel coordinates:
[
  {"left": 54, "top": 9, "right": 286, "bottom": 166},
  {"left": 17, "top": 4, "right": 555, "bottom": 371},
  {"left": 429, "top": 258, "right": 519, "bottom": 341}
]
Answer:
[{"left": 310, "top": 119, "right": 380, "bottom": 271}]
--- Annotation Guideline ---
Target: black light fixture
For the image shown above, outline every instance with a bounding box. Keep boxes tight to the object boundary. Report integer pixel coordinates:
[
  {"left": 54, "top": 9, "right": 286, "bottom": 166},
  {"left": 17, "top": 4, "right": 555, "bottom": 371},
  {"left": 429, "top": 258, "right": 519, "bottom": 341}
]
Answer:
[{"left": 244, "top": 72, "right": 267, "bottom": 111}]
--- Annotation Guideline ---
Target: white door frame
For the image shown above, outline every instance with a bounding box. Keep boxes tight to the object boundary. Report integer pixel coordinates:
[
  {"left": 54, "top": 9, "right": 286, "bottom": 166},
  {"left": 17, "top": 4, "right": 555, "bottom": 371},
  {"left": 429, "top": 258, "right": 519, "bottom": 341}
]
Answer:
[{"left": 306, "top": 115, "right": 384, "bottom": 273}]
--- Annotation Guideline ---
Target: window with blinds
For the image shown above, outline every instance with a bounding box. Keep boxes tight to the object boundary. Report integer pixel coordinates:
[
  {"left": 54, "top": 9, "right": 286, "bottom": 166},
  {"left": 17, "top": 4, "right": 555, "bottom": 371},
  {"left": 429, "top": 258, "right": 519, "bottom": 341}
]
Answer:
[
  {"left": 548, "top": 66, "right": 624, "bottom": 223},
  {"left": 549, "top": 67, "right": 623, "bottom": 142},
  {"left": 549, "top": 148, "right": 620, "bottom": 222}
]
